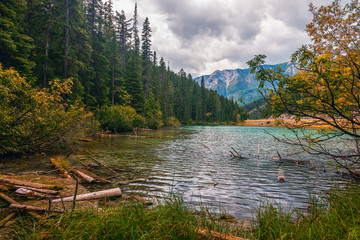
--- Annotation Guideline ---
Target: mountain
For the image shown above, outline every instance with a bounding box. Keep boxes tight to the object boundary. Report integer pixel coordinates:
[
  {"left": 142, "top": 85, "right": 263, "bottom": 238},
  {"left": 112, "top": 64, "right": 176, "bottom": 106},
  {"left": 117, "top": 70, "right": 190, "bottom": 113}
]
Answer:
[{"left": 194, "top": 62, "right": 298, "bottom": 104}]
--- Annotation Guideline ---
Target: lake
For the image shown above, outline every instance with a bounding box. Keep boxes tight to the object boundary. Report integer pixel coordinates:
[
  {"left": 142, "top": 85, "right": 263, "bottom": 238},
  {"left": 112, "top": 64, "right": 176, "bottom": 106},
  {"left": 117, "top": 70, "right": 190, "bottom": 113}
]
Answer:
[{"left": 79, "top": 126, "right": 350, "bottom": 219}]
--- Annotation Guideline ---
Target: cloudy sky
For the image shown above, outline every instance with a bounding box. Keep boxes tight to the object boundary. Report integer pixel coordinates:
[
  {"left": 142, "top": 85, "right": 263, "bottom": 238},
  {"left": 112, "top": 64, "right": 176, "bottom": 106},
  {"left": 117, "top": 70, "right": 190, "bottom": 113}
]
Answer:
[{"left": 113, "top": 0, "right": 336, "bottom": 77}]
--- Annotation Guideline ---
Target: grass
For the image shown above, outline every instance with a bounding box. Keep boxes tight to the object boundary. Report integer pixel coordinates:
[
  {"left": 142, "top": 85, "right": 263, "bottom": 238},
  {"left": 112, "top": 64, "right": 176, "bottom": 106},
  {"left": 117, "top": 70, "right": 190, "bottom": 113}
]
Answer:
[
  {"left": 253, "top": 184, "right": 360, "bottom": 240},
  {"left": 16, "top": 194, "right": 252, "bottom": 240},
  {"left": 11, "top": 184, "right": 360, "bottom": 239}
]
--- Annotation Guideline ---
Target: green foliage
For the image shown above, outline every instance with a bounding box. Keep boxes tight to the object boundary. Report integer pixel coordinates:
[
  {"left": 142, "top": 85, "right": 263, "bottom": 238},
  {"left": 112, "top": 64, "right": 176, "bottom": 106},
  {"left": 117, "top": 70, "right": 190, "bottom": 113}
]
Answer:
[
  {"left": 247, "top": 0, "right": 360, "bottom": 176},
  {"left": 144, "top": 92, "right": 163, "bottom": 129},
  {"left": 0, "top": 65, "right": 99, "bottom": 155},
  {"left": 19, "top": 194, "right": 249, "bottom": 240},
  {"left": 254, "top": 185, "right": 360, "bottom": 240},
  {"left": 0, "top": 0, "right": 35, "bottom": 76},
  {"left": 98, "top": 105, "right": 145, "bottom": 133},
  {"left": 1, "top": 0, "right": 246, "bottom": 131}
]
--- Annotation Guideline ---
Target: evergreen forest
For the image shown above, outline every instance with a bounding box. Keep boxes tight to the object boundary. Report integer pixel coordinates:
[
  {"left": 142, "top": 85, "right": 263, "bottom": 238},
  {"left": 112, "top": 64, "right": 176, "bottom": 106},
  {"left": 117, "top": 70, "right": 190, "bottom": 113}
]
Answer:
[{"left": 0, "top": 0, "right": 246, "bottom": 137}]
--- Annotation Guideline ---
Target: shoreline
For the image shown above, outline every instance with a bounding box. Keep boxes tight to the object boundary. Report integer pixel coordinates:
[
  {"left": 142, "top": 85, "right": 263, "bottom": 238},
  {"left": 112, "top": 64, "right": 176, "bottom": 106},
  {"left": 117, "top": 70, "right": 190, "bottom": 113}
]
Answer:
[{"left": 239, "top": 119, "right": 333, "bottom": 129}]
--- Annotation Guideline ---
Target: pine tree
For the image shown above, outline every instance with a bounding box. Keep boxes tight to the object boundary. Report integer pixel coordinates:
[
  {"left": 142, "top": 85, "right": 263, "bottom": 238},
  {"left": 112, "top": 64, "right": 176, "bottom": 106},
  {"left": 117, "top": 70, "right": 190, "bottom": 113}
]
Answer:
[
  {"left": 115, "top": 10, "right": 131, "bottom": 75},
  {"left": 141, "top": 17, "right": 152, "bottom": 99},
  {"left": 132, "top": 3, "right": 140, "bottom": 54},
  {"left": 126, "top": 52, "right": 144, "bottom": 112},
  {"left": 0, "top": 0, "right": 35, "bottom": 76}
]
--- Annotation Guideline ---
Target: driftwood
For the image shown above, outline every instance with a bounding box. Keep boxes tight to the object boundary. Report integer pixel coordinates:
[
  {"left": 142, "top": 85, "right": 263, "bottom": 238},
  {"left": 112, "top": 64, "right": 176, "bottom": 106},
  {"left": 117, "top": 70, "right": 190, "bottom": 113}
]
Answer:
[
  {"left": 117, "top": 176, "right": 159, "bottom": 185},
  {"left": 2, "top": 182, "right": 59, "bottom": 194},
  {"left": 52, "top": 188, "right": 122, "bottom": 203},
  {"left": 70, "top": 169, "right": 96, "bottom": 183},
  {"left": 196, "top": 228, "right": 250, "bottom": 240},
  {"left": 0, "top": 212, "right": 16, "bottom": 228},
  {"left": 114, "top": 168, "right": 133, "bottom": 172},
  {"left": 273, "top": 158, "right": 312, "bottom": 163},
  {"left": 0, "top": 178, "right": 59, "bottom": 190},
  {"left": 0, "top": 192, "right": 42, "bottom": 219},
  {"left": 50, "top": 158, "right": 73, "bottom": 181},
  {"left": 15, "top": 188, "right": 50, "bottom": 199},
  {"left": 1, "top": 183, "right": 59, "bottom": 195},
  {"left": 73, "top": 157, "right": 90, "bottom": 168},
  {"left": 78, "top": 169, "right": 109, "bottom": 183},
  {"left": 186, "top": 182, "right": 219, "bottom": 197},
  {"left": 200, "top": 182, "right": 219, "bottom": 191},
  {"left": 0, "top": 184, "right": 9, "bottom": 191},
  {"left": 9, "top": 203, "right": 65, "bottom": 213},
  {"left": 130, "top": 195, "right": 153, "bottom": 205},
  {"left": 0, "top": 192, "right": 17, "bottom": 204},
  {"left": 84, "top": 149, "right": 124, "bottom": 179},
  {"left": 230, "top": 147, "right": 247, "bottom": 159}
]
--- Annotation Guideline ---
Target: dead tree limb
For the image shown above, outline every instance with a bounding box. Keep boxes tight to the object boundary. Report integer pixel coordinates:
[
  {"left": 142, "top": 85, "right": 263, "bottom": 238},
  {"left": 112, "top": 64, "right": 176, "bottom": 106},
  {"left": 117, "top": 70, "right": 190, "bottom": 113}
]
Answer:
[
  {"left": 0, "top": 192, "right": 42, "bottom": 219},
  {"left": 9, "top": 204, "right": 65, "bottom": 213},
  {"left": 51, "top": 188, "right": 122, "bottom": 203},
  {"left": 0, "top": 178, "right": 59, "bottom": 190},
  {"left": 0, "top": 212, "right": 16, "bottom": 228}
]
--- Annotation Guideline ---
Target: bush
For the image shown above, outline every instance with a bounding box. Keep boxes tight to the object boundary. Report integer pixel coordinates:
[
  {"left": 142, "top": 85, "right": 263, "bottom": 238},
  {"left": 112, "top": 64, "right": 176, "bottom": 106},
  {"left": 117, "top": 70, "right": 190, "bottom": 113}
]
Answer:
[
  {"left": 164, "top": 116, "right": 181, "bottom": 127},
  {"left": 98, "top": 105, "right": 145, "bottom": 133},
  {"left": 0, "top": 65, "right": 99, "bottom": 155}
]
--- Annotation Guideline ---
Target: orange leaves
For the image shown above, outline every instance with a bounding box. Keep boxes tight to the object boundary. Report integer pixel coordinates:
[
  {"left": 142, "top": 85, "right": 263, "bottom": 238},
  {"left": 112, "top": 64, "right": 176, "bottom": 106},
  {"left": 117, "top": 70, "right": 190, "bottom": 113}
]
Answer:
[{"left": 0, "top": 65, "right": 99, "bottom": 155}]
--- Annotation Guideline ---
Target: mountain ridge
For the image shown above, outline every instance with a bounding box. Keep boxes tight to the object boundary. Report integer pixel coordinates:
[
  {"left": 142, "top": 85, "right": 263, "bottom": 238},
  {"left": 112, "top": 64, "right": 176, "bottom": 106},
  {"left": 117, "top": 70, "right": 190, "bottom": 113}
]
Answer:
[{"left": 194, "top": 62, "right": 298, "bottom": 104}]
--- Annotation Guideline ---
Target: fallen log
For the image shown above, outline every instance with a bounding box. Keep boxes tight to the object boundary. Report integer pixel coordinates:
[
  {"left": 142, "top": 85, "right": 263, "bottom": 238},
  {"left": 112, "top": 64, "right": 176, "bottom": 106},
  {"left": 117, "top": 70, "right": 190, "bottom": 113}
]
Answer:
[
  {"left": 0, "top": 184, "right": 9, "bottom": 191},
  {"left": 50, "top": 158, "right": 73, "bottom": 181},
  {"left": 84, "top": 149, "right": 124, "bottom": 179},
  {"left": 78, "top": 169, "right": 109, "bottom": 184},
  {"left": 15, "top": 188, "right": 49, "bottom": 199},
  {"left": 272, "top": 158, "right": 311, "bottom": 163},
  {"left": 0, "top": 212, "right": 16, "bottom": 228},
  {"left": 0, "top": 192, "right": 17, "bottom": 204},
  {"left": 117, "top": 176, "right": 159, "bottom": 185},
  {"left": 0, "top": 192, "right": 42, "bottom": 219},
  {"left": 9, "top": 203, "right": 65, "bottom": 213},
  {"left": 0, "top": 178, "right": 59, "bottom": 190},
  {"left": 70, "top": 169, "right": 96, "bottom": 183},
  {"left": 2, "top": 183, "right": 59, "bottom": 195},
  {"left": 196, "top": 228, "right": 250, "bottom": 240},
  {"left": 51, "top": 188, "right": 122, "bottom": 203}
]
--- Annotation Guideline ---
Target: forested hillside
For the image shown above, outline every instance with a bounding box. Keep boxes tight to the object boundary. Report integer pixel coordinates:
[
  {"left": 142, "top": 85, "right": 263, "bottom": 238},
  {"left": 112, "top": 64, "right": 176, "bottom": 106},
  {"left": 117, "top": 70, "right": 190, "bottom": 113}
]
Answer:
[{"left": 0, "top": 0, "right": 246, "bottom": 129}]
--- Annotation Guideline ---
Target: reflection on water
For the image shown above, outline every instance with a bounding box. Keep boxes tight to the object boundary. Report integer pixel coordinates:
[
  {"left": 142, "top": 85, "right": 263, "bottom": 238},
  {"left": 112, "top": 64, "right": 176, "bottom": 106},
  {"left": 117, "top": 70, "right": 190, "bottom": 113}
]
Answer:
[{"left": 81, "top": 126, "right": 350, "bottom": 218}]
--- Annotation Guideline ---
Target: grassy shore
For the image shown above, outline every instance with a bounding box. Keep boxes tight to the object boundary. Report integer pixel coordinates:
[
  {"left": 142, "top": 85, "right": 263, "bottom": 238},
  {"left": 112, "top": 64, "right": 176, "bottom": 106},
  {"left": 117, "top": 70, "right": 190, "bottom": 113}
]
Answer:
[
  {"left": 16, "top": 195, "right": 253, "bottom": 240},
  {"left": 11, "top": 183, "right": 360, "bottom": 239}
]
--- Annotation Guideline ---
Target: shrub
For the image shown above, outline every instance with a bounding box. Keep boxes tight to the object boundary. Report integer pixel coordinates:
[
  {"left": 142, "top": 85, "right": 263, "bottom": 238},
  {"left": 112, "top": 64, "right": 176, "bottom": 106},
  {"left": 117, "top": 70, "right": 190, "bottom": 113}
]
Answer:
[
  {"left": 0, "top": 65, "right": 99, "bottom": 155},
  {"left": 98, "top": 105, "right": 145, "bottom": 133}
]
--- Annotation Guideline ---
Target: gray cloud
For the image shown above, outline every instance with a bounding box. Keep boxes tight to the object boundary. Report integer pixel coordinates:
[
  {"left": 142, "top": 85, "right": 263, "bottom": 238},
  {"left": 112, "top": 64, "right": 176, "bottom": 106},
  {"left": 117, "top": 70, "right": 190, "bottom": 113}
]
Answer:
[{"left": 113, "top": 0, "right": 337, "bottom": 76}]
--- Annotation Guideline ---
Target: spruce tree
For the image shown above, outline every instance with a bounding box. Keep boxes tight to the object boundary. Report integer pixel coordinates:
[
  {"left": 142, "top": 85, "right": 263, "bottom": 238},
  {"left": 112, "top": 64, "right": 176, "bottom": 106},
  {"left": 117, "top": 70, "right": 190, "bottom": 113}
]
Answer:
[
  {"left": 141, "top": 17, "right": 152, "bottom": 99},
  {"left": 0, "top": 0, "right": 35, "bottom": 76}
]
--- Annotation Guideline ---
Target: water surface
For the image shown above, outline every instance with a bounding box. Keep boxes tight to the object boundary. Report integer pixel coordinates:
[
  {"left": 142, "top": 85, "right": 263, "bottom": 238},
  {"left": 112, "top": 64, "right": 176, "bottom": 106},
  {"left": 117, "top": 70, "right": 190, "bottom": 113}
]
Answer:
[{"left": 81, "top": 126, "right": 350, "bottom": 218}]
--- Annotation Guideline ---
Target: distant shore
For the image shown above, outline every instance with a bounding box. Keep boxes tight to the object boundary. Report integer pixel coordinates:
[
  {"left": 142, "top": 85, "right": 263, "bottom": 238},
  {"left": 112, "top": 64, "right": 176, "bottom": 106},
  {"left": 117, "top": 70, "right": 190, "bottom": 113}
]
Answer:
[{"left": 240, "top": 119, "right": 333, "bottom": 129}]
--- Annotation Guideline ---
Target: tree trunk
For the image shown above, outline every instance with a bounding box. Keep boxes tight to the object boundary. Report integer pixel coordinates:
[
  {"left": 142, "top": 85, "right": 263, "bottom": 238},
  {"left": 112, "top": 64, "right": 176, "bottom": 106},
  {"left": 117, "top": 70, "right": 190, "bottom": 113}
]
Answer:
[
  {"left": 9, "top": 204, "right": 65, "bottom": 213},
  {"left": 51, "top": 188, "right": 122, "bottom": 203},
  {"left": 15, "top": 188, "right": 49, "bottom": 199},
  {"left": 2, "top": 183, "right": 59, "bottom": 195},
  {"left": 0, "top": 193, "right": 42, "bottom": 219},
  {"left": 78, "top": 169, "right": 109, "bottom": 183},
  {"left": 63, "top": 0, "right": 69, "bottom": 79},
  {"left": 0, "top": 212, "right": 16, "bottom": 228},
  {"left": 43, "top": 22, "right": 50, "bottom": 87},
  {"left": 70, "top": 169, "right": 96, "bottom": 183},
  {"left": 0, "top": 178, "right": 59, "bottom": 190}
]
